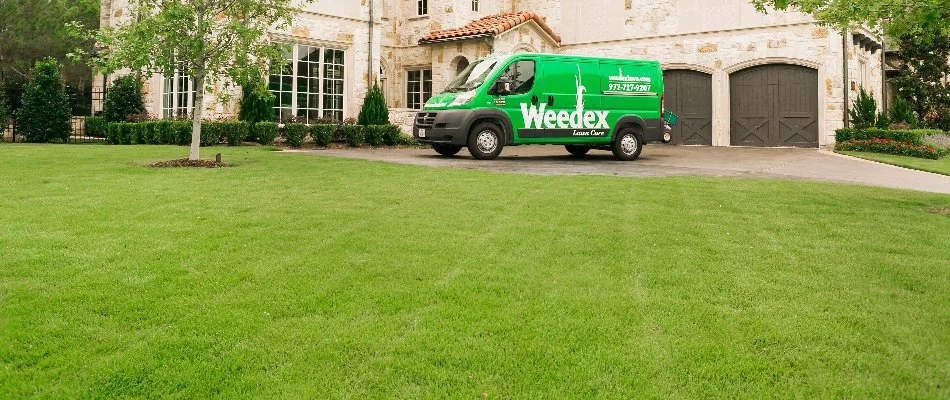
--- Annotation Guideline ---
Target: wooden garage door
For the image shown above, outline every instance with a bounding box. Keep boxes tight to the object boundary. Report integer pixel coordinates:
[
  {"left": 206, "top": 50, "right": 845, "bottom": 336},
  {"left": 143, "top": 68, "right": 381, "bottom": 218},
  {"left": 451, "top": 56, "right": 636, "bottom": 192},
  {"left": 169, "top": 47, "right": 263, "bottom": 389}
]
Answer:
[
  {"left": 730, "top": 65, "right": 819, "bottom": 147},
  {"left": 664, "top": 70, "right": 712, "bottom": 145}
]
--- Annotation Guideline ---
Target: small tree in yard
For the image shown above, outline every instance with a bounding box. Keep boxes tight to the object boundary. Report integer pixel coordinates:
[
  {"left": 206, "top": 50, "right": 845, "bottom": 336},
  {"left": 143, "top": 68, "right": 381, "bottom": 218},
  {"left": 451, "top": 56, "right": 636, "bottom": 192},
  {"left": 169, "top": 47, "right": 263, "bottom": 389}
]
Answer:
[
  {"left": 238, "top": 79, "right": 275, "bottom": 124},
  {"left": 15, "top": 58, "right": 71, "bottom": 143},
  {"left": 849, "top": 88, "right": 879, "bottom": 129},
  {"left": 78, "top": 0, "right": 310, "bottom": 160},
  {"left": 103, "top": 75, "right": 145, "bottom": 122},
  {"left": 358, "top": 83, "right": 389, "bottom": 126}
]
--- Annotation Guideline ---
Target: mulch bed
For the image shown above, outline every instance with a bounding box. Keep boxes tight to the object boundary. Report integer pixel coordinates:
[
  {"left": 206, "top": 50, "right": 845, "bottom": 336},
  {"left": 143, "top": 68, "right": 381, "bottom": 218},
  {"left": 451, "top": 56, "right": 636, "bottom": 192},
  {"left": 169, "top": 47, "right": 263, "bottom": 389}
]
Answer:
[
  {"left": 146, "top": 159, "right": 229, "bottom": 168},
  {"left": 927, "top": 207, "right": 950, "bottom": 216}
]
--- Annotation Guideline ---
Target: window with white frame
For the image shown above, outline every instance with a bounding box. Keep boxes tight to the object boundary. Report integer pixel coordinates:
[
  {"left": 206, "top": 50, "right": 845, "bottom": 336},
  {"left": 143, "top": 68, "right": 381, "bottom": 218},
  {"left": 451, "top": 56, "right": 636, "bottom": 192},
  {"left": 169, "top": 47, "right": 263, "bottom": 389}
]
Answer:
[
  {"left": 417, "top": 0, "right": 428, "bottom": 16},
  {"left": 472, "top": 0, "right": 479, "bottom": 12},
  {"left": 162, "top": 70, "right": 195, "bottom": 119},
  {"left": 858, "top": 57, "right": 868, "bottom": 89},
  {"left": 406, "top": 69, "right": 432, "bottom": 109},
  {"left": 268, "top": 44, "right": 346, "bottom": 123}
]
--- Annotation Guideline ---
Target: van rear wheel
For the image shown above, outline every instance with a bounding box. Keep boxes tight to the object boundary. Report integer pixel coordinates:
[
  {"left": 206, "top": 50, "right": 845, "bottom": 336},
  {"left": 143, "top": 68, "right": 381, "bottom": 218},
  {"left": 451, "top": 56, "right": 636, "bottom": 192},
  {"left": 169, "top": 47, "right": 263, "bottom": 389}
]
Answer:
[
  {"left": 565, "top": 145, "right": 590, "bottom": 157},
  {"left": 432, "top": 143, "right": 463, "bottom": 156},
  {"left": 467, "top": 122, "right": 504, "bottom": 160},
  {"left": 611, "top": 128, "right": 643, "bottom": 161}
]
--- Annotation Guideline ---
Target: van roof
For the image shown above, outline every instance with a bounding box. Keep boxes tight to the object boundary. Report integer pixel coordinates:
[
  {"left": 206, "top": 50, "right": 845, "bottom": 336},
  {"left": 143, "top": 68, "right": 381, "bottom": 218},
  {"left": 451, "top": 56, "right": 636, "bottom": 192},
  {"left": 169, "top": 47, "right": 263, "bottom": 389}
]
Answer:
[{"left": 488, "top": 53, "right": 661, "bottom": 66}]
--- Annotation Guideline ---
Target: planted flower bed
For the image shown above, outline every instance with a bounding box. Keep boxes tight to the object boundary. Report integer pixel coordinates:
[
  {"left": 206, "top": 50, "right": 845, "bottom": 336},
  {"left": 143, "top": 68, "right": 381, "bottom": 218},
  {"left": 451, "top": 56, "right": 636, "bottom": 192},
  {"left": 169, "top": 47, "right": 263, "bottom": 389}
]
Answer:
[{"left": 836, "top": 138, "right": 948, "bottom": 160}]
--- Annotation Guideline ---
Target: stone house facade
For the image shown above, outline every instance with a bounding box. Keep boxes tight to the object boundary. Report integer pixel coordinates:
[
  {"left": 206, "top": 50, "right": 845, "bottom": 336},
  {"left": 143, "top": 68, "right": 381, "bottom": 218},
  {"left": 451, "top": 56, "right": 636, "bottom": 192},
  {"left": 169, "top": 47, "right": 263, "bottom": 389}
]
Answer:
[{"left": 98, "top": 0, "right": 885, "bottom": 147}]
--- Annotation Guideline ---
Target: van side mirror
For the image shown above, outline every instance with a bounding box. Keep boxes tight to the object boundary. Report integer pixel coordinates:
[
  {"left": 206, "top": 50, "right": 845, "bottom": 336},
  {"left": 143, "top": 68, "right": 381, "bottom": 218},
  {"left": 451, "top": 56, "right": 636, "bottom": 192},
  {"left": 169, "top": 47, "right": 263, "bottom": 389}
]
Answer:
[{"left": 494, "top": 78, "right": 512, "bottom": 95}]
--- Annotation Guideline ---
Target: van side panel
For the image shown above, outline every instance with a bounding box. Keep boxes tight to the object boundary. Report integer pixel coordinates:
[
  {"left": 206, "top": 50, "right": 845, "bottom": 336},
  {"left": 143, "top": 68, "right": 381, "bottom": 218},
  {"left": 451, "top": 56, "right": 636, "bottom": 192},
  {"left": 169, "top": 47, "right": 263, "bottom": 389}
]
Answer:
[
  {"left": 514, "top": 59, "right": 607, "bottom": 144},
  {"left": 599, "top": 61, "right": 663, "bottom": 139}
]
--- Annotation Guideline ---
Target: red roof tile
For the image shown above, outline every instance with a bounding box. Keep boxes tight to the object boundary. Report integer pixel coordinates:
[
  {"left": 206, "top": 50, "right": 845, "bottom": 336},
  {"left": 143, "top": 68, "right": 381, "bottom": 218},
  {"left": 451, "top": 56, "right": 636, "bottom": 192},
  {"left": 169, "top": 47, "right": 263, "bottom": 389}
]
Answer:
[{"left": 419, "top": 11, "right": 561, "bottom": 45}]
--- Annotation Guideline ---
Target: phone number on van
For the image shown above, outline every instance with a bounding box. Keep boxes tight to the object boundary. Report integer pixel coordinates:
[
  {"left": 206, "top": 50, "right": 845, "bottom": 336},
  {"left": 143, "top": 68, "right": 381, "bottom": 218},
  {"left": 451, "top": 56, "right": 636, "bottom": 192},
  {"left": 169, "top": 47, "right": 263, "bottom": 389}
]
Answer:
[{"left": 608, "top": 83, "right": 651, "bottom": 92}]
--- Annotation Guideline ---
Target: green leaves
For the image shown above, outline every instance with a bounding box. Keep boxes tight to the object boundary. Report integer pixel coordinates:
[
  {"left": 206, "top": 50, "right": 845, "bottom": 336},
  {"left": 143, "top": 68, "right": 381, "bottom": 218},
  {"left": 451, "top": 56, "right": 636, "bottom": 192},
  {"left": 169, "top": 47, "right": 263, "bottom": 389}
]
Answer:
[{"left": 749, "top": 0, "right": 950, "bottom": 39}]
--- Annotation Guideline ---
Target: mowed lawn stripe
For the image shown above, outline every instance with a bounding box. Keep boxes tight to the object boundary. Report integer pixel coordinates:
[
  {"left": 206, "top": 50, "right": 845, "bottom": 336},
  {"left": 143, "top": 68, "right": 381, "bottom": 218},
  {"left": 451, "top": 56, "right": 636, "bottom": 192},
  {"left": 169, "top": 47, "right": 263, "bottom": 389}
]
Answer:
[{"left": 0, "top": 144, "right": 947, "bottom": 398}]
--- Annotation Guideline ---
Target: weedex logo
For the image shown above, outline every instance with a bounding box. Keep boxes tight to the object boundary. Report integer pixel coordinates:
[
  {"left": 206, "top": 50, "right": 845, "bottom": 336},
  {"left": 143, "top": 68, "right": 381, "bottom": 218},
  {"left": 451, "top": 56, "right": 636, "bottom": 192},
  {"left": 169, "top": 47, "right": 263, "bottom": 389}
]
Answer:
[{"left": 520, "top": 65, "right": 609, "bottom": 133}]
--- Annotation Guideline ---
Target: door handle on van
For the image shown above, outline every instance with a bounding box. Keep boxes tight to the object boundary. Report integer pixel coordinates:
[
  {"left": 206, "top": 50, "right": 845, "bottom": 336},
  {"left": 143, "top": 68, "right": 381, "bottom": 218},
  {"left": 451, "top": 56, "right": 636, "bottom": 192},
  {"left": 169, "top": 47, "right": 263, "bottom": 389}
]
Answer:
[
  {"left": 532, "top": 95, "right": 539, "bottom": 105},
  {"left": 547, "top": 96, "right": 554, "bottom": 107}
]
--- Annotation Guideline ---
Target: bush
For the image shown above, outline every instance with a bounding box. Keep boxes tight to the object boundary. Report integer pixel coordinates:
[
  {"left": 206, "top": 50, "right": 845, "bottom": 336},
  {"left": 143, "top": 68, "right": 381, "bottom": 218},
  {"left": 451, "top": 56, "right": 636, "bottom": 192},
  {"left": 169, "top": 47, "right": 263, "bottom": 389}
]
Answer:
[
  {"left": 103, "top": 75, "right": 146, "bottom": 123},
  {"left": 172, "top": 121, "right": 192, "bottom": 145},
  {"left": 834, "top": 128, "right": 942, "bottom": 146},
  {"left": 221, "top": 121, "right": 250, "bottom": 146},
  {"left": 84, "top": 116, "right": 107, "bottom": 138},
  {"left": 364, "top": 125, "right": 385, "bottom": 146},
  {"left": 849, "top": 88, "right": 879, "bottom": 129},
  {"left": 106, "top": 122, "right": 119, "bottom": 144},
  {"left": 116, "top": 122, "right": 133, "bottom": 144},
  {"left": 15, "top": 58, "right": 71, "bottom": 142},
  {"left": 311, "top": 124, "right": 335, "bottom": 147},
  {"left": 836, "top": 138, "right": 949, "bottom": 160},
  {"left": 889, "top": 97, "right": 916, "bottom": 126},
  {"left": 254, "top": 122, "right": 279, "bottom": 145},
  {"left": 141, "top": 121, "right": 159, "bottom": 144},
  {"left": 344, "top": 124, "right": 365, "bottom": 147},
  {"left": 282, "top": 123, "right": 308, "bottom": 147},
  {"left": 128, "top": 122, "right": 145, "bottom": 144},
  {"left": 381, "top": 124, "right": 403, "bottom": 146},
  {"left": 238, "top": 81, "right": 274, "bottom": 124},
  {"left": 358, "top": 83, "right": 389, "bottom": 126}
]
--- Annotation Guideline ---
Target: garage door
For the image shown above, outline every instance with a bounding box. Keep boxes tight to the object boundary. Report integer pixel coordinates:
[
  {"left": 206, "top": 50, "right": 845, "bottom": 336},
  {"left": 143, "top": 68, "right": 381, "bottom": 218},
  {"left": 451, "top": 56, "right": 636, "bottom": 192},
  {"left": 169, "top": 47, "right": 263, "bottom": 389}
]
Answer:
[
  {"left": 664, "top": 70, "right": 712, "bottom": 145},
  {"left": 730, "top": 65, "right": 818, "bottom": 147}
]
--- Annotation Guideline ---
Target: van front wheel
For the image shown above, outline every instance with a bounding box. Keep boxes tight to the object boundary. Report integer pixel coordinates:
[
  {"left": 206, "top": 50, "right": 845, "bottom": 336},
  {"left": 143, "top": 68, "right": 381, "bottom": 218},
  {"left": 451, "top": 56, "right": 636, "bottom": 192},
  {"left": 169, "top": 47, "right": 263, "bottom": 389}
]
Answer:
[
  {"left": 467, "top": 123, "right": 504, "bottom": 160},
  {"left": 565, "top": 145, "right": 590, "bottom": 157},
  {"left": 432, "top": 143, "right": 463, "bottom": 156},
  {"left": 612, "top": 128, "right": 643, "bottom": 161}
]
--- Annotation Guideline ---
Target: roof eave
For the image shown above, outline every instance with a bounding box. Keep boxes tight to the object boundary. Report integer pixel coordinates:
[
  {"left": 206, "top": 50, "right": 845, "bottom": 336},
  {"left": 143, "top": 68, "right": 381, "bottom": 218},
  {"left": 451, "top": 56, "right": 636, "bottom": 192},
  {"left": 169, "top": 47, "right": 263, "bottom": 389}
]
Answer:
[{"left": 418, "top": 33, "right": 494, "bottom": 45}]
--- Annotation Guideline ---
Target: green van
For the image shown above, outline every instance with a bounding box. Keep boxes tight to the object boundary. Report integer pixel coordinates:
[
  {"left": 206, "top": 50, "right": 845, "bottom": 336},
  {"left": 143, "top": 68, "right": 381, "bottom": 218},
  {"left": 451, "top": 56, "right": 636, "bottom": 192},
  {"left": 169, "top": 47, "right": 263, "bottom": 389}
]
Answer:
[{"left": 413, "top": 53, "right": 670, "bottom": 161}]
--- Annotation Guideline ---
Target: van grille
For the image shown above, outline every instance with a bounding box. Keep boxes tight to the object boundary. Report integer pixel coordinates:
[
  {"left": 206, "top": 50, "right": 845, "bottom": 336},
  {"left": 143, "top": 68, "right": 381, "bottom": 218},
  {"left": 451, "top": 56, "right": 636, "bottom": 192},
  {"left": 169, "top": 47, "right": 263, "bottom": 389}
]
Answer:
[{"left": 415, "top": 112, "right": 437, "bottom": 127}]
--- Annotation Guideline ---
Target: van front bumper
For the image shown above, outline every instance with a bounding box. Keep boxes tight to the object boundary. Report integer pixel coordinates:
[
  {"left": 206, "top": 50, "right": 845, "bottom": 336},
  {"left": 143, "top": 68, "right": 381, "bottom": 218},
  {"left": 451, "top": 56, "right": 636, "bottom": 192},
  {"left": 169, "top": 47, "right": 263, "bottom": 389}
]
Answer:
[{"left": 413, "top": 110, "right": 470, "bottom": 146}]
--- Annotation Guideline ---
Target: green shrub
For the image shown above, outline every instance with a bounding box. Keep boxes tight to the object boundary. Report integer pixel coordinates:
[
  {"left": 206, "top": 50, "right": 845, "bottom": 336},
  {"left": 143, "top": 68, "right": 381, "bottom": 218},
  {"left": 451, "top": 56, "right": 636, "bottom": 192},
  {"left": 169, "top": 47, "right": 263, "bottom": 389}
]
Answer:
[
  {"left": 103, "top": 75, "right": 146, "bottom": 123},
  {"left": 889, "top": 97, "right": 916, "bottom": 126},
  {"left": 238, "top": 81, "right": 274, "bottom": 124},
  {"left": 127, "top": 122, "right": 144, "bottom": 144},
  {"left": 155, "top": 120, "right": 173, "bottom": 144},
  {"left": 849, "top": 88, "right": 879, "bottom": 129},
  {"left": 311, "top": 124, "right": 335, "bottom": 147},
  {"left": 837, "top": 138, "right": 948, "bottom": 159},
  {"left": 834, "top": 128, "right": 941, "bottom": 146},
  {"left": 15, "top": 58, "right": 71, "bottom": 142},
  {"left": 254, "top": 122, "right": 279, "bottom": 145},
  {"left": 84, "top": 116, "right": 107, "bottom": 138},
  {"left": 220, "top": 121, "right": 250, "bottom": 146},
  {"left": 172, "top": 121, "right": 192, "bottom": 145},
  {"left": 282, "top": 123, "right": 309, "bottom": 147},
  {"left": 357, "top": 83, "right": 389, "bottom": 126},
  {"left": 364, "top": 125, "right": 385, "bottom": 146},
  {"left": 141, "top": 121, "right": 159, "bottom": 144},
  {"left": 875, "top": 111, "right": 889, "bottom": 129},
  {"left": 106, "top": 122, "right": 120, "bottom": 144},
  {"left": 116, "top": 122, "right": 133, "bottom": 144},
  {"left": 344, "top": 124, "right": 364, "bottom": 147},
  {"left": 381, "top": 124, "right": 403, "bottom": 146},
  {"left": 200, "top": 123, "right": 220, "bottom": 147}
]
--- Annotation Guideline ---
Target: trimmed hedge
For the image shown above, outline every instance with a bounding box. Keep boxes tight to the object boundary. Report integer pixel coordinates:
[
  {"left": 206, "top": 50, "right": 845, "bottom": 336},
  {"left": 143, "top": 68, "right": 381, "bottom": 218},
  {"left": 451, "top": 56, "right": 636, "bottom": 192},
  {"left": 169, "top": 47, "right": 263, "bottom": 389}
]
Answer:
[
  {"left": 282, "top": 123, "right": 309, "bottom": 147},
  {"left": 344, "top": 125, "right": 365, "bottom": 147},
  {"left": 253, "top": 122, "right": 279, "bottom": 145},
  {"left": 311, "top": 124, "right": 335, "bottom": 147},
  {"left": 103, "top": 120, "right": 254, "bottom": 146},
  {"left": 835, "top": 128, "right": 943, "bottom": 146},
  {"left": 364, "top": 125, "right": 385, "bottom": 146},
  {"left": 84, "top": 116, "right": 108, "bottom": 138},
  {"left": 381, "top": 124, "right": 403, "bottom": 146},
  {"left": 836, "top": 138, "right": 949, "bottom": 160}
]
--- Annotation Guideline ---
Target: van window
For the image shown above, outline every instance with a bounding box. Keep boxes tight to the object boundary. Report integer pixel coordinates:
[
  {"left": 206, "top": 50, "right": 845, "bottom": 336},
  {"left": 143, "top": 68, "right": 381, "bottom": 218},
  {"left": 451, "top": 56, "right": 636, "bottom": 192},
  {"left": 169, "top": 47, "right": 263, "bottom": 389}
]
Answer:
[{"left": 498, "top": 60, "right": 536, "bottom": 95}]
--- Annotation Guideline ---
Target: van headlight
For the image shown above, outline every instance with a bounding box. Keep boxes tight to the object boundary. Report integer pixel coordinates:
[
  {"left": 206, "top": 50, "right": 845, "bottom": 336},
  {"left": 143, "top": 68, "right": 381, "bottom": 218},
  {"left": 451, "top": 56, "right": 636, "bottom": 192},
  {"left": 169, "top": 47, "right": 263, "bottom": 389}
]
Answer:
[{"left": 449, "top": 91, "right": 476, "bottom": 106}]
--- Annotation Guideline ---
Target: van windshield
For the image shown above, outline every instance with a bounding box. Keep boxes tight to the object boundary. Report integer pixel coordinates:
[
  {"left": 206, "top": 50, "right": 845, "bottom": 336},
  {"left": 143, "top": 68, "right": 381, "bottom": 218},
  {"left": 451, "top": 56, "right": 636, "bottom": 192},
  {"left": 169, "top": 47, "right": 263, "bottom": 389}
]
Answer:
[{"left": 443, "top": 59, "right": 502, "bottom": 93}]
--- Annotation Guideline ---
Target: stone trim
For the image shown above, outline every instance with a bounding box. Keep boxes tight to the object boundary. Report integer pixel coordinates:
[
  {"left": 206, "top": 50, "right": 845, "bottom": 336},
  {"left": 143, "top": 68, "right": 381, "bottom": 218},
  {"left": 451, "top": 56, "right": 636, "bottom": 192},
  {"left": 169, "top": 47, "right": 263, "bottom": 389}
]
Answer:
[
  {"left": 562, "top": 22, "right": 815, "bottom": 48},
  {"left": 269, "top": 33, "right": 352, "bottom": 49},
  {"left": 723, "top": 57, "right": 821, "bottom": 74},
  {"left": 662, "top": 63, "right": 716, "bottom": 75}
]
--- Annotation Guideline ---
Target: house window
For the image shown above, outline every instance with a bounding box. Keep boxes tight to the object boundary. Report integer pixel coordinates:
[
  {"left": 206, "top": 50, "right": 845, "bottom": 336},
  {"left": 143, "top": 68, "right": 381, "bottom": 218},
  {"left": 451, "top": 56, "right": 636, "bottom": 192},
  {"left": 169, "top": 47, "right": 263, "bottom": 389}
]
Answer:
[
  {"left": 417, "top": 0, "right": 428, "bottom": 16},
  {"left": 858, "top": 57, "right": 868, "bottom": 89},
  {"left": 406, "top": 69, "right": 432, "bottom": 109},
  {"left": 268, "top": 44, "right": 346, "bottom": 123},
  {"left": 472, "top": 0, "right": 479, "bottom": 12},
  {"left": 162, "top": 69, "right": 194, "bottom": 119}
]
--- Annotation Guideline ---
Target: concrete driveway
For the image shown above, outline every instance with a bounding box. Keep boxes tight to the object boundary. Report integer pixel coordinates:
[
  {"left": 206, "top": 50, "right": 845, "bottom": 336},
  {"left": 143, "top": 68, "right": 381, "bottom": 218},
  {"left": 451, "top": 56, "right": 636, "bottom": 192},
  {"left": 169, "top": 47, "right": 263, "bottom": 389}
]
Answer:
[{"left": 291, "top": 145, "right": 950, "bottom": 195}]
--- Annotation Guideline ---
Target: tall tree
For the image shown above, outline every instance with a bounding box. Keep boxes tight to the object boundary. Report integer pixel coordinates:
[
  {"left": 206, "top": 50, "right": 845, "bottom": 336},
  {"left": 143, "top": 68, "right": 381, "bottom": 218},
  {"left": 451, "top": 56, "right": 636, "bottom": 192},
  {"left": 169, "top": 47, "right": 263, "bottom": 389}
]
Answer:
[
  {"left": 749, "top": 0, "right": 949, "bottom": 39},
  {"left": 0, "top": 0, "right": 99, "bottom": 85},
  {"left": 77, "top": 0, "right": 309, "bottom": 160}
]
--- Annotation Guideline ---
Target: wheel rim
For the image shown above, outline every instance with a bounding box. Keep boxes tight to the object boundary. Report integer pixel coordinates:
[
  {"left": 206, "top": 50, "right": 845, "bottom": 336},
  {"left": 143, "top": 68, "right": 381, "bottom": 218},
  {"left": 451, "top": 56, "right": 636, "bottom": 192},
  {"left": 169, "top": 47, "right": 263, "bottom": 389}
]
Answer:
[
  {"left": 620, "top": 134, "right": 638, "bottom": 155},
  {"left": 476, "top": 130, "right": 498, "bottom": 153}
]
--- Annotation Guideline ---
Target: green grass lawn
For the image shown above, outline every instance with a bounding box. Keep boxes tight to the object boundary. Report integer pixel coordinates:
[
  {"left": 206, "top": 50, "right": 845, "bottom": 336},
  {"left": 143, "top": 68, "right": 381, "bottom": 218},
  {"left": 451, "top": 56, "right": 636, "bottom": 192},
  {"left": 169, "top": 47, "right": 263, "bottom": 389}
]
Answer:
[
  {"left": 1, "top": 144, "right": 948, "bottom": 398},
  {"left": 839, "top": 151, "right": 950, "bottom": 176}
]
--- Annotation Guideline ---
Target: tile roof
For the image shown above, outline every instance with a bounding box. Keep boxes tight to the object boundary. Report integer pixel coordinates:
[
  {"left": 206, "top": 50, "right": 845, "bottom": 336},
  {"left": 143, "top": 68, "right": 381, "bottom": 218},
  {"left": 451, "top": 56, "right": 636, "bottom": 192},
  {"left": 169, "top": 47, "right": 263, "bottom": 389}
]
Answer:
[{"left": 419, "top": 11, "right": 561, "bottom": 45}]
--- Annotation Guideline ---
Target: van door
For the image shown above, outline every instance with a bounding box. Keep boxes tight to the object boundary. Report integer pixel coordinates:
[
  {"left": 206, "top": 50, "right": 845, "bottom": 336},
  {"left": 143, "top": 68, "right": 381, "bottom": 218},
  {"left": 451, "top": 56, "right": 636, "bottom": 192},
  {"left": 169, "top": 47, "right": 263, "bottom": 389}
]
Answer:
[
  {"left": 600, "top": 61, "right": 662, "bottom": 139},
  {"left": 526, "top": 59, "right": 603, "bottom": 142},
  {"left": 488, "top": 58, "right": 540, "bottom": 141}
]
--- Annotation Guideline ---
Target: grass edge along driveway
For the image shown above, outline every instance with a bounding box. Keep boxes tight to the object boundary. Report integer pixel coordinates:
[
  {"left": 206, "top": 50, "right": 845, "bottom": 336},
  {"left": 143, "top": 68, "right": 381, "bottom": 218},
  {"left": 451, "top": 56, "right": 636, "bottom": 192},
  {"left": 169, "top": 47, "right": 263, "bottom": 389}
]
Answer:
[
  {"left": 1, "top": 144, "right": 948, "bottom": 399},
  {"left": 839, "top": 150, "right": 950, "bottom": 176}
]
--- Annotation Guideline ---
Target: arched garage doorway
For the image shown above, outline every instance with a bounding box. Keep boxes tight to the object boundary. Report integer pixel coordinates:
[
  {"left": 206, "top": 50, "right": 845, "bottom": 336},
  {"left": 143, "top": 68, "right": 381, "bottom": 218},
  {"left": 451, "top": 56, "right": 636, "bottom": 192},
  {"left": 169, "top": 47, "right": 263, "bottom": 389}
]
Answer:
[
  {"left": 663, "top": 70, "right": 713, "bottom": 145},
  {"left": 730, "top": 64, "right": 819, "bottom": 147}
]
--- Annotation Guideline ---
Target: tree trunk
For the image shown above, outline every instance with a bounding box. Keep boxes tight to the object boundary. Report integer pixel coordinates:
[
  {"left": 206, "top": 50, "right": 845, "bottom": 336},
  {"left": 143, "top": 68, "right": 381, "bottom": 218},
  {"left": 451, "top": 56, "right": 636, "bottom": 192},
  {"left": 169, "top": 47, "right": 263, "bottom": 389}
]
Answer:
[{"left": 189, "top": 73, "right": 205, "bottom": 160}]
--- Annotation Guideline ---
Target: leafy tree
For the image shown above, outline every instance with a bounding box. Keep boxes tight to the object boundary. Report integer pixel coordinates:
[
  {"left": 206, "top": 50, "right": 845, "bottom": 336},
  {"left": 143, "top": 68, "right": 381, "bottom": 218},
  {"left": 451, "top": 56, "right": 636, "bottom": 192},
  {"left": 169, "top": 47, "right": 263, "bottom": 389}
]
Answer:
[
  {"left": 890, "top": 33, "right": 950, "bottom": 131},
  {"left": 849, "top": 87, "right": 879, "bottom": 129},
  {"left": 888, "top": 97, "right": 916, "bottom": 126},
  {"left": 0, "top": 88, "right": 7, "bottom": 141},
  {"left": 102, "top": 75, "right": 145, "bottom": 122},
  {"left": 0, "top": 0, "right": 99, "bottom": 85},
  {"left": 78, "top": 0, "right": 310, "bottom": 160},
  {"left": 357, "top": 83, "right": 389, "bottom": 126},
  {"left": 748, "top": 0, "right": 949, "bottom": 39},
  {"left": 238, "top": 80, "right": 275, "bottom": 124},
  {"left": 15, "top": 58, "right": 71, "bottom": 142}
]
